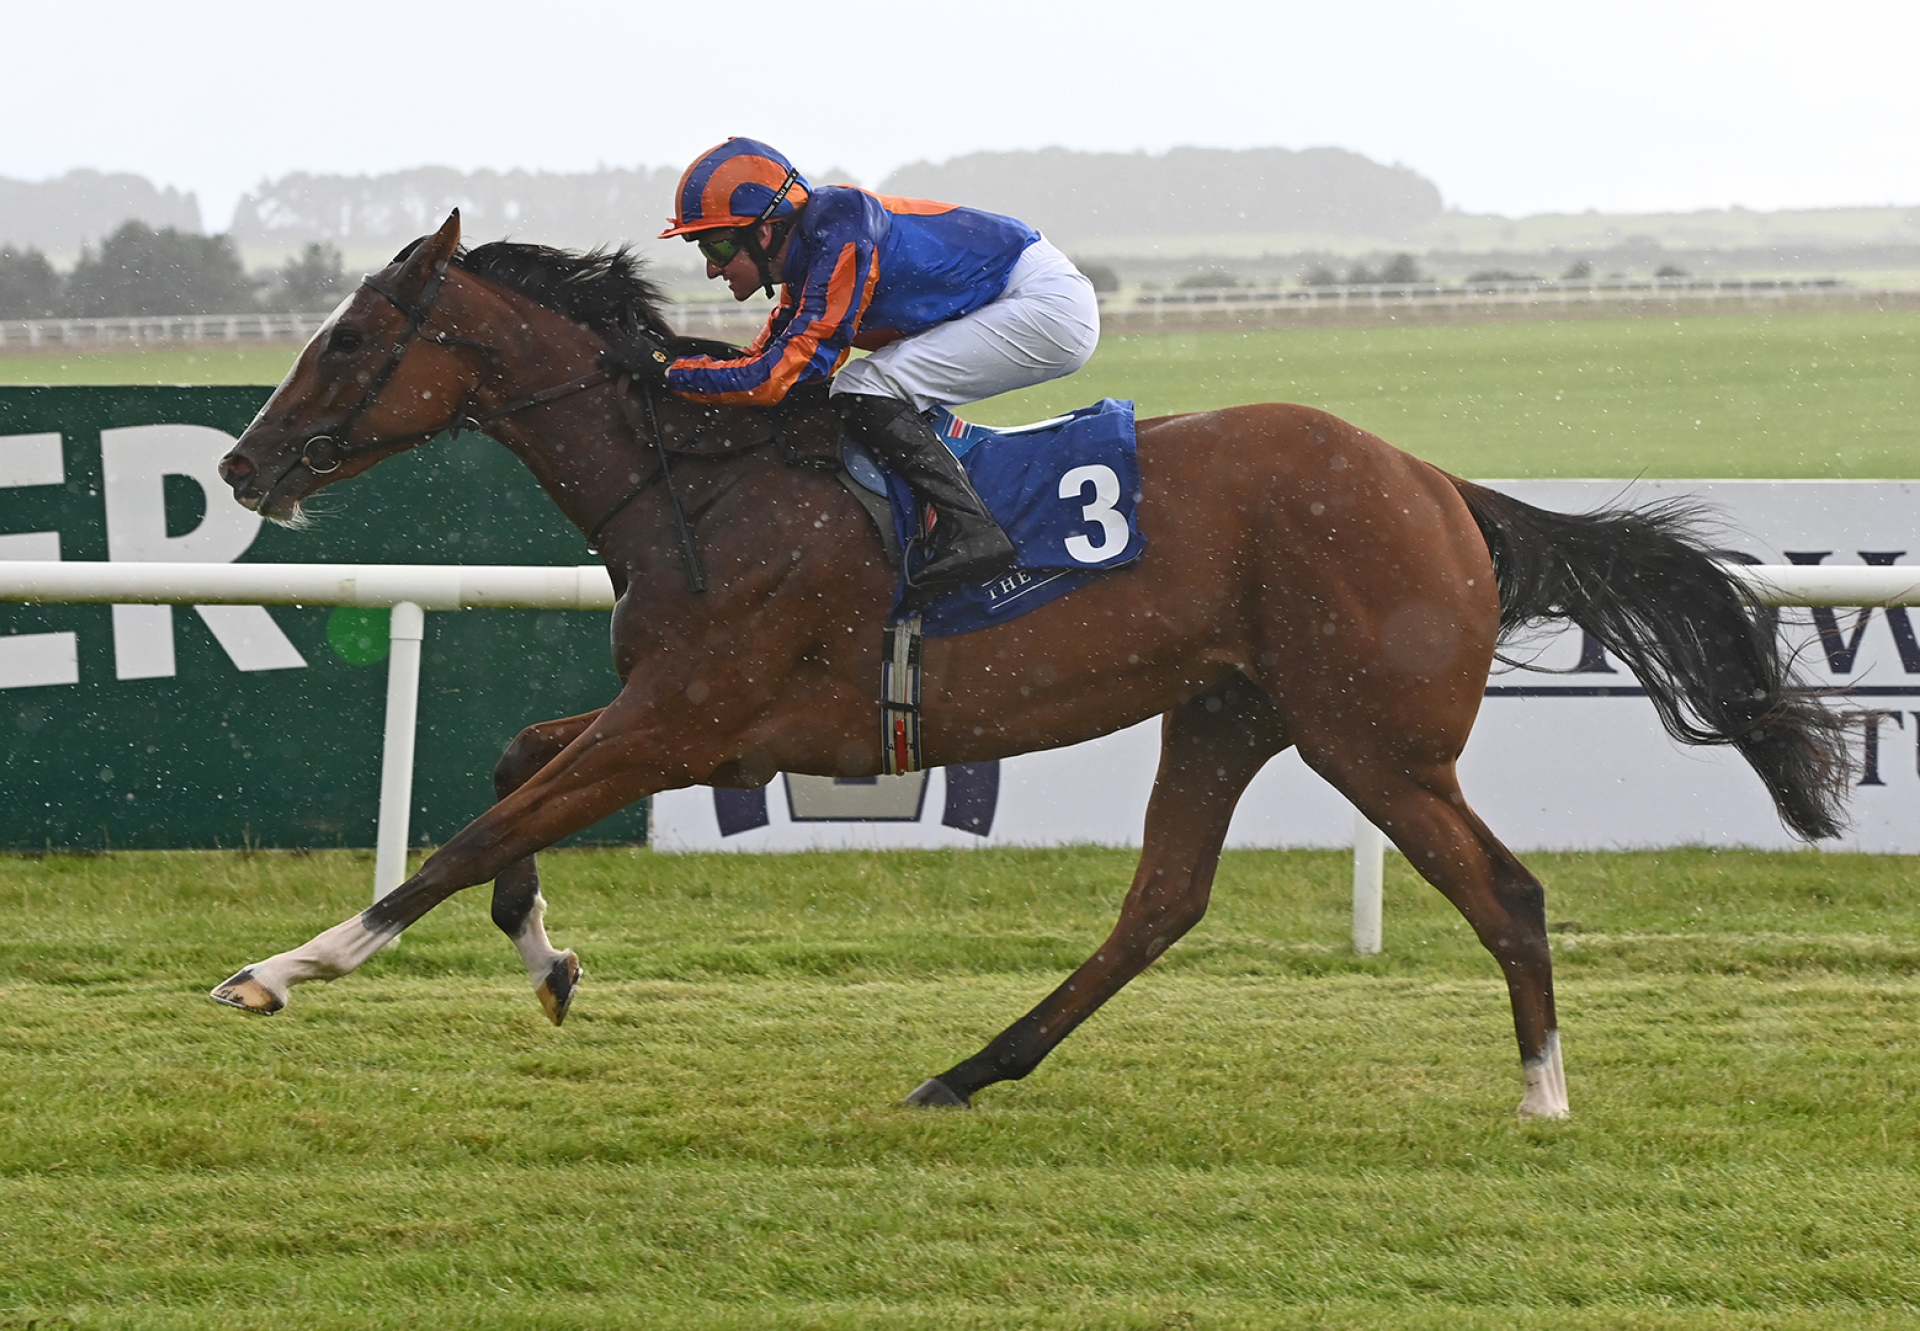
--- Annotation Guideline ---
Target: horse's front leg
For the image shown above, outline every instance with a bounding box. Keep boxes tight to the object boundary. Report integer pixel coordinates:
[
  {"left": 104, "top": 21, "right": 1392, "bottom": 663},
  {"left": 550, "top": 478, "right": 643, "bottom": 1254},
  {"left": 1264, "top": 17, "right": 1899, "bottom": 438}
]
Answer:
[
  {"left": 209, "top": 682, "right": 713, "bottom": 1016},
  {"left": 489, "top": 710, "right": 602, "bottom": 1025}
]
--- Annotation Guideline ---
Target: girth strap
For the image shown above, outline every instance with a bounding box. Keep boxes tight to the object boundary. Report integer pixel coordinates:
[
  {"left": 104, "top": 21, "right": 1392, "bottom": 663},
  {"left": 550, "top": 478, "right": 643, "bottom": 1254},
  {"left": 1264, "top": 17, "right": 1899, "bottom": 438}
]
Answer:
[{"left": 881, "top": 613, "right": 925, "bottom": 775}]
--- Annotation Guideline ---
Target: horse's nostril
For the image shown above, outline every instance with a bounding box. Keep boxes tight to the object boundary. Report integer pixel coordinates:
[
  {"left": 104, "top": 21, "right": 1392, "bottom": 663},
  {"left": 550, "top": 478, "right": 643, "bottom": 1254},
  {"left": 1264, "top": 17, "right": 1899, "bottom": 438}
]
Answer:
[{"left": 219, "top": 454, "right": 253, "bottom": 486}]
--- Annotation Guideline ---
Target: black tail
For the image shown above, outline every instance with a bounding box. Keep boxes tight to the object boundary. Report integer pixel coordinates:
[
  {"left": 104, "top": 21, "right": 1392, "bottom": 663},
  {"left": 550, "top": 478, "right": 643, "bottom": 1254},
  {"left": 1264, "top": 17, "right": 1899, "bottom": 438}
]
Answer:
[{"left": 1451, "top": 478, "right": 1851, "bottom": 841}]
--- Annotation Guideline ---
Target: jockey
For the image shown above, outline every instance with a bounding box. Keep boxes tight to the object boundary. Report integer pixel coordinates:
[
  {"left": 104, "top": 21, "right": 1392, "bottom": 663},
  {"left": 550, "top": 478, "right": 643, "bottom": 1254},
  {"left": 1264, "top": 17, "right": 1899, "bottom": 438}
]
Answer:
[{"left": 658, "top": 137, "right": 1101, "bottom": 596}]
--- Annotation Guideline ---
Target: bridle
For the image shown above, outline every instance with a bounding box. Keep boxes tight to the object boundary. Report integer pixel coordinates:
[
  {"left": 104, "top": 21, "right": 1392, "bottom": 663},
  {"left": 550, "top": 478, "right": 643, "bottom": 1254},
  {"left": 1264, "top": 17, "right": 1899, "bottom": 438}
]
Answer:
[
  {"left": 297, "top": 263, "right": 621, "bottom": 475},
  {"left": 290, "top": 259, "right": 707, "bottom": 592}
]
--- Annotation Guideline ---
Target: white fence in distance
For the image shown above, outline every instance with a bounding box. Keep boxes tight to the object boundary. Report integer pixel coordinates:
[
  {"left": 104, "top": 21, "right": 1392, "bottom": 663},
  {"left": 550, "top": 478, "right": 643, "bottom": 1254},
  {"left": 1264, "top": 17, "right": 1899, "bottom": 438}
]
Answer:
[
  {"left": 5, "top": 278, "right": 1912, "bottom": 349},
  {"left": 1, "top": 559, "right": 1913, "bottom": 945},
  {"left": 0, "top": 311, "right": 333, "bottom": 349},
  {"left": 1119, "top": 275, "right": 1903, "bottom": 323}
]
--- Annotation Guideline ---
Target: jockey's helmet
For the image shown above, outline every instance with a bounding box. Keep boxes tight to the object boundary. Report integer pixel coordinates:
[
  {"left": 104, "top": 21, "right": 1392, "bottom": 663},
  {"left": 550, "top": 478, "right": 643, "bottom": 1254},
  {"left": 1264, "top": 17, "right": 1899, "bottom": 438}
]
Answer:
[{"left": 660, "top": 138, "right": 810, "bottom": 238}]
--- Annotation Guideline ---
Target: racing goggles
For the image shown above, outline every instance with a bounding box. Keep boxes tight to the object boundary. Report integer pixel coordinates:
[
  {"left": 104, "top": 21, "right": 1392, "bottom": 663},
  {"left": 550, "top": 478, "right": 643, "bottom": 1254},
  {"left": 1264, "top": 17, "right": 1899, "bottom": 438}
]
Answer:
[{"left": 697, "top": 230, "right": 747, "bottom": 267}]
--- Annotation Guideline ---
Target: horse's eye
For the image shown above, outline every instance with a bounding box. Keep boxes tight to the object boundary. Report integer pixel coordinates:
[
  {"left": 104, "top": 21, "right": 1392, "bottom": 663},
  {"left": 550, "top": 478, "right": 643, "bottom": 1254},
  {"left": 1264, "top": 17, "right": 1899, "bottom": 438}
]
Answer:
[{"left": 327, "top": 326, "right": 364, "bottom": 355}]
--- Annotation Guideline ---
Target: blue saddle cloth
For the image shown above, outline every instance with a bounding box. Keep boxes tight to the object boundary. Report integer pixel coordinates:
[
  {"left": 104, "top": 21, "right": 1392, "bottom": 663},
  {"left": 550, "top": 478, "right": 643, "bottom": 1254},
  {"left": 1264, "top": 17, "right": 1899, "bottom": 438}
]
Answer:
[{"left": 847, "top": 398, "right": 1146, "bottom": 637}]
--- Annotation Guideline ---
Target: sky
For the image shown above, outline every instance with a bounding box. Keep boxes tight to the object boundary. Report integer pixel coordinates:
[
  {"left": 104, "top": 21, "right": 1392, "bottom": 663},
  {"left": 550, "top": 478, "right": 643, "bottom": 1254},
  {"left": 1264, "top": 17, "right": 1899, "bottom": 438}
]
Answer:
[{"left": 5, "top": 0, "right": 1917, "bottom": 230}]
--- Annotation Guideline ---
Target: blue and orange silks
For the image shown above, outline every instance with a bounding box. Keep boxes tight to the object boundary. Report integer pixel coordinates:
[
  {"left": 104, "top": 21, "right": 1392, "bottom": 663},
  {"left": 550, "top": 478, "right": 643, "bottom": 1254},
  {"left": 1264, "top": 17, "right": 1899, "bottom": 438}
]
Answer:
[{"left": 664, "top": 186, "right": 1040, "bottom": 407}]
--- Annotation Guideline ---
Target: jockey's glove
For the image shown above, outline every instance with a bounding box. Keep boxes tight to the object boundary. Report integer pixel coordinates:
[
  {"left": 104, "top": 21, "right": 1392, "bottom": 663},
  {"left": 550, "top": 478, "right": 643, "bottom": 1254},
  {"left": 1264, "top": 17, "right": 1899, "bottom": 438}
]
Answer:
[{"left": 600, "top": 328, "right": 673, "bottom": 387}]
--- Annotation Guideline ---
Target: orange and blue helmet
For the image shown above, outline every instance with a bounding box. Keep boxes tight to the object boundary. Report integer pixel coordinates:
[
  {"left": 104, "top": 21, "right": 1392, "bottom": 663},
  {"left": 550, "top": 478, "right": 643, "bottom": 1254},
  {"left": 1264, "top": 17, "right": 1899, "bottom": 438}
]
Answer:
[{"left": 659, "top": 138, "right": 811, "bottom": 238}]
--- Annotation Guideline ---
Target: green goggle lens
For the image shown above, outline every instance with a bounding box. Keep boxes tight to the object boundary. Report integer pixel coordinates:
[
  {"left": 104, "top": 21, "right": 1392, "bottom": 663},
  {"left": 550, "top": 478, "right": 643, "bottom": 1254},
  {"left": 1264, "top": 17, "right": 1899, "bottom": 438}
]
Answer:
[{"left": 697, "top": 233, "right": 742, "bottom": 265}]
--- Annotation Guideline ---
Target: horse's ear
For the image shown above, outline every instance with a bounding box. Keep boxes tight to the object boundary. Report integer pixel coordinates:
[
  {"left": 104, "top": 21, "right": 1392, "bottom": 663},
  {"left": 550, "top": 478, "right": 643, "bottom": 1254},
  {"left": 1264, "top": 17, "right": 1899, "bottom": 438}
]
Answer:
[{"left": 389, "top": 209, "right": 462, "bottom": 299}]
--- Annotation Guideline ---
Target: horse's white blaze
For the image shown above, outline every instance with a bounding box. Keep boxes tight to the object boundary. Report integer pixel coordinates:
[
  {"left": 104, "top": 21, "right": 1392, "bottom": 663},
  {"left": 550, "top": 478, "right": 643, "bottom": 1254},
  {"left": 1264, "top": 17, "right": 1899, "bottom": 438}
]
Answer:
[
  {"left": 513, "top": 892, "right": 568, "bottom": 984},
  {"left": 244, "top": 913, "right": 395, "bottom": 1002},
  {"left": 311, "top": 289, "right": 357, "bottom": 344},
  {"left": 1517, "top": 1030, "right": 1569, "bottom": 1120}
]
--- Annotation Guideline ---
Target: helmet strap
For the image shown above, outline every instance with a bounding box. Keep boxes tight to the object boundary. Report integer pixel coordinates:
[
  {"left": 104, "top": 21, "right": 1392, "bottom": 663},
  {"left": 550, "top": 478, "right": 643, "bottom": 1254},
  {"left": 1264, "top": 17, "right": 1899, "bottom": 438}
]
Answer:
[
  {"left": 742, "top": 168, "right": 802, "bottom": 299},
  {"left": 743, "top": 216, "right": 795, "bottom": 300}
]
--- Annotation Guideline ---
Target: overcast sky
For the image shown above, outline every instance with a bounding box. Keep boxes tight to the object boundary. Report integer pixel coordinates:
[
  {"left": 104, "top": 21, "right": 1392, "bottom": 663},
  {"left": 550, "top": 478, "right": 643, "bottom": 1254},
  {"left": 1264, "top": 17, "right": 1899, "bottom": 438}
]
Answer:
[{"left": 7, "top": 0, "right": 1916, "bottom": 229}]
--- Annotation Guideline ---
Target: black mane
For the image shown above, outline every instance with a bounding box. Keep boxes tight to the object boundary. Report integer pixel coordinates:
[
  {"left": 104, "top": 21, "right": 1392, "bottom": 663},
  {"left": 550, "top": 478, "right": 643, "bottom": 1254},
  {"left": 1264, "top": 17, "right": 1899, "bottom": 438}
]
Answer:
[{"left": 452, "top": 240, "right": 679, "bottom": 344}]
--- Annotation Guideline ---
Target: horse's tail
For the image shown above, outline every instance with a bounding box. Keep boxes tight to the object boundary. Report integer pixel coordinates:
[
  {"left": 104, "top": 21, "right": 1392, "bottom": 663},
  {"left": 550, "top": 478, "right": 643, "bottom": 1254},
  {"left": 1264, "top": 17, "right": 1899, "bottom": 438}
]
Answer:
[{"left": 1448, "top": 477, "right": 1851, "bottom": 841}]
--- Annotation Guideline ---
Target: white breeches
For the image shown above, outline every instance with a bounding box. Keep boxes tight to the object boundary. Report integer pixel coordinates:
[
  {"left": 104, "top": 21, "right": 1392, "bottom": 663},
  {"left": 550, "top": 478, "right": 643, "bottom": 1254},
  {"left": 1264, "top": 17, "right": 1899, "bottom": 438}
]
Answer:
[{"left": 830, "top": 238, "right": 1101, "bottom": 413}]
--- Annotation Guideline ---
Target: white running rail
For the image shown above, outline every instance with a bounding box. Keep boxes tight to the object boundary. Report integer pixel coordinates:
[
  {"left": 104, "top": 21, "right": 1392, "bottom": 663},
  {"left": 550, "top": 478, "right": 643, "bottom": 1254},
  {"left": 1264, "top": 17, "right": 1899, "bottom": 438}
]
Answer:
[
  {"left": 0, "top": 560, "right": 617, "bottom": 610},
  {"left": 1, "top": 560, "right": 1915, "bottom": 916},
  {"left": 0, "top": 562, "right": 614, "bottom": 898}
]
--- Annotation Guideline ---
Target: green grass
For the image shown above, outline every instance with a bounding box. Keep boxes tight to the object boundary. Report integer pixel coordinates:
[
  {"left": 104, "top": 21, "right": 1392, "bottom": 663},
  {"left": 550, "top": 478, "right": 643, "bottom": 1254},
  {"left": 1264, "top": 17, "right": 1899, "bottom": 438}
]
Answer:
[
  {"left": 0, "top": 346, "right": 300, "bottom": 387},
  {"left": 971, "top": 309, "right": 1920, "bottom": 480},
  {"left": 5, "top": 307, "right": 1917, "bottom": 480},
  {"left": 3, "top": 846, "right": 1917, "bottom": 1328}
]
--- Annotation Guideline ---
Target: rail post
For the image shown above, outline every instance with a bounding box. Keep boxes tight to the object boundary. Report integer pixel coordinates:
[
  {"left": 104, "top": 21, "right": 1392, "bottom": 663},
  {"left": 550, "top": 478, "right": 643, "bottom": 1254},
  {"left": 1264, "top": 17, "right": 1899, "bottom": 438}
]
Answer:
[
  {"left": 373, "top": 601, "right": 426, "bottom": 900},
  {"left": 1352, "top": 810, "right": 1385, "bottom": 954}
]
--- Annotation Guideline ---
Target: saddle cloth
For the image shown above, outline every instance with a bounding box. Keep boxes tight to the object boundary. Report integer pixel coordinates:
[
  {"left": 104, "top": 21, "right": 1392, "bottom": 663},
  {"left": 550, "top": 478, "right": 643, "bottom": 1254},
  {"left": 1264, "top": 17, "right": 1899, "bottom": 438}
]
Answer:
[{"left": 844, "top": 398, "right": 1146, "bottom": 637}]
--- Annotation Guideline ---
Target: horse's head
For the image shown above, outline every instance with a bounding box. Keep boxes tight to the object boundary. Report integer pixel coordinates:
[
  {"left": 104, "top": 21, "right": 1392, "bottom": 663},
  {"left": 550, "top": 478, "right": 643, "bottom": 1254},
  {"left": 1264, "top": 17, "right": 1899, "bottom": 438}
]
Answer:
[{"left": 220, "top": 210, "right": 476, "bottom": 520}]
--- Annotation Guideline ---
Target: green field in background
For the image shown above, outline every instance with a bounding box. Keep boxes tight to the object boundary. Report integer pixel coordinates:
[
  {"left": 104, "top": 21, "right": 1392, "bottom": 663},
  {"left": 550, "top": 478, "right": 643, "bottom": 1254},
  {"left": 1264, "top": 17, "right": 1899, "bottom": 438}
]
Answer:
[
  {"left": 0, "top": 346, "right": 293, "bottom": 387},
  {"left": 5, "top": 307, "right": 1914, "bottom": 479},
  {"left": 2, "top": 845, "right": 1916, "bottom": 1328},
  {"left": 974, "top": 308, "right": 1920, "bottom": 480}
]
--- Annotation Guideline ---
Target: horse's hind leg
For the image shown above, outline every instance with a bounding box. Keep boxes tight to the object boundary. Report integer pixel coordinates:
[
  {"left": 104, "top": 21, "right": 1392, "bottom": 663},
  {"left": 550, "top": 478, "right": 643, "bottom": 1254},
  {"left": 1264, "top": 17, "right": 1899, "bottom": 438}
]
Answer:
[
  {"left": 489, "top": 710, "right": 603, "bottom": 1025},
  {"left": 1312, "top": 743, "right": 1567, "bottom": 1120},
  {"left": 907, "top": 678, "right": 1288, "bottom": 1107}
]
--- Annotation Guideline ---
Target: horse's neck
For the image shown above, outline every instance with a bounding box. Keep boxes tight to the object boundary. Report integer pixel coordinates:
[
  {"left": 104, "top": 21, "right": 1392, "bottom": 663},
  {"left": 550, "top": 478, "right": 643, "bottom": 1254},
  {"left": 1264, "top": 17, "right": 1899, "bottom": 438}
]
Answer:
[
  {"left": 480, "top": 386, "right": 802, "bottom": 568},
  {"left": 482, "top": 388, "right": 644, "bottom": 541}
]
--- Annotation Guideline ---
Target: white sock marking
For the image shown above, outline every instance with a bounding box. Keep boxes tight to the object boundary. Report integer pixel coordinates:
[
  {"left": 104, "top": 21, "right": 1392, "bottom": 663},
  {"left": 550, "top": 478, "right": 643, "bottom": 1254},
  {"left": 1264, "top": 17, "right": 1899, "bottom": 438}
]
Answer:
[
  {"left": 1518, "top": 1030, "right": 1570, "bottom": 1120},
  {"left": 244, "top": 913, "right": 394, "bottom": 1003},
  {"left": 512, "top": 892, "right": 569, "bottom": 985}
]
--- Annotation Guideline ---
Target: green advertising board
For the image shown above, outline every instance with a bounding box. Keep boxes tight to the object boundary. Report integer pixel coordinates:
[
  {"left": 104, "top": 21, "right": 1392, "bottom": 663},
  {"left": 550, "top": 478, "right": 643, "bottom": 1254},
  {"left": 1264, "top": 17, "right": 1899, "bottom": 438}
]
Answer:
[{"left": 0, "top": 385, "right": 646, "bottom": 849}]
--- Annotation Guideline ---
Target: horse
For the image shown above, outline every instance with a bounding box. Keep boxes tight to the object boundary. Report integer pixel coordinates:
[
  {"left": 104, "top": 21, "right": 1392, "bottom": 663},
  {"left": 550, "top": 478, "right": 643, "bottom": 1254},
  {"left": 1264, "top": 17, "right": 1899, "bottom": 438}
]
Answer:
[{"left": 211, "top": 211, "right": 1849, "bottom": 1121}]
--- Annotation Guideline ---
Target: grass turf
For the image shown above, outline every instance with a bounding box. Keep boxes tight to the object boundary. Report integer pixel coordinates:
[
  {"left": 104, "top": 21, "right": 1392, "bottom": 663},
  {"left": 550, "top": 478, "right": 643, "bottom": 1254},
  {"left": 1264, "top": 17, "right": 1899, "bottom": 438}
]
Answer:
[
  {"left": 2, "top": 845, "right": 1916, "bottom": 1327},
  {"left": 3, "top": 307, "right": 1915, "bottom": 480}
]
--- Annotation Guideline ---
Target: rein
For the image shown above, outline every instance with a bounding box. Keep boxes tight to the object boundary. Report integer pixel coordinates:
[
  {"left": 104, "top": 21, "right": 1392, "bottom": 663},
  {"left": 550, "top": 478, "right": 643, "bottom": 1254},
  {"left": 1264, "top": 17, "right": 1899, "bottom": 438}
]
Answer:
[
  {"left": 300, "top": 266, "right": 711, "bottom": 593},
  {"left": 583, "top": 387, "right": 817, "bottom": 579},
  {"left": 604, "top": 377, "right": 706, "bottom": 592}
]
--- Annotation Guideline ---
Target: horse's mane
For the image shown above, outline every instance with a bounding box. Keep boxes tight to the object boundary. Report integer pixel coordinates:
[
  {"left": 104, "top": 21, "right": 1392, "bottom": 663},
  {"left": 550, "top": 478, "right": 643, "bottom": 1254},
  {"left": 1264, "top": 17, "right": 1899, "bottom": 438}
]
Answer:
[{"left": 395, "top": 238, "right": 679, "bottom": 343}]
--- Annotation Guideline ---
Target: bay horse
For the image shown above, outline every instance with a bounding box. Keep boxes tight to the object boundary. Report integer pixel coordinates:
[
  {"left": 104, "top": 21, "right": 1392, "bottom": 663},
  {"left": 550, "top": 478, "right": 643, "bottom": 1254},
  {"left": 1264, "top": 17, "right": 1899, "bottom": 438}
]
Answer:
[{"left": 212, "top": 212, "right": 1847, "bottom": 1121}]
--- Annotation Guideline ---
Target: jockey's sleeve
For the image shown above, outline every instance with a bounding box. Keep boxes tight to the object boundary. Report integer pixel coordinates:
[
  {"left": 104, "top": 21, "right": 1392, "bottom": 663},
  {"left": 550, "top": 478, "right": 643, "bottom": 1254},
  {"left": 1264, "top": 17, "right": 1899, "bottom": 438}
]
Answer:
[
  {"left": 739, "top": 292, "right": 793, "bottom": 358},
  {"left": 665, "top": 192, "right": 884, "bottom": 406}
]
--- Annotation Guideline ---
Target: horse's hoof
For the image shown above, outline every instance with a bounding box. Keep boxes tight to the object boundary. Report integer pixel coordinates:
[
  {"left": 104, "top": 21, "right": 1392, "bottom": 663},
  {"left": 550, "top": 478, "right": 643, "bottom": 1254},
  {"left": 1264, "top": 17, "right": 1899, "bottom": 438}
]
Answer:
[
  {"left": 903, "top": 1077, "right": 970, "bottom": 1108},
  {"left": 209, "top": 969, "right": 282, "bottom": 1015},
  {"left": 536, "top": 951, "right": 582, "bottom": 1026}
]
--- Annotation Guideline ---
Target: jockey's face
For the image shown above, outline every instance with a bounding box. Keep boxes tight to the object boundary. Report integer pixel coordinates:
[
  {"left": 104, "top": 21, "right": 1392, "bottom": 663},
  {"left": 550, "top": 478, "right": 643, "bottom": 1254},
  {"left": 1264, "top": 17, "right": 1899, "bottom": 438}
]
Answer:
[{"left": 704, "top": 222, "right": 785, "bottom": 301}]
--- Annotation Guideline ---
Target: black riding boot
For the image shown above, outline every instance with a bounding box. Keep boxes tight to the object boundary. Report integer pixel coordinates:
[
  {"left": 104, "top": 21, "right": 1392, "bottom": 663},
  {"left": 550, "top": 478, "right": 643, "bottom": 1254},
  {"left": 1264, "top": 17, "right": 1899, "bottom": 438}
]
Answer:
[{"left": 836, "top": 393, "right": 1016, "bottom": 596}]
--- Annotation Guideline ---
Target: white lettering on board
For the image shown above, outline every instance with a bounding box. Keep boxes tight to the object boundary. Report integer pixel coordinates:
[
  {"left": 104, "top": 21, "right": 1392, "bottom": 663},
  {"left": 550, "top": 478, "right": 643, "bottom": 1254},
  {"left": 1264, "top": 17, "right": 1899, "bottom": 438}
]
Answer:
[
  {"left": 101, "top": 424, "right": 306, "bottom": 679},
  {"left": 0, "top": 431, "right": 78, "bottom": 689}
]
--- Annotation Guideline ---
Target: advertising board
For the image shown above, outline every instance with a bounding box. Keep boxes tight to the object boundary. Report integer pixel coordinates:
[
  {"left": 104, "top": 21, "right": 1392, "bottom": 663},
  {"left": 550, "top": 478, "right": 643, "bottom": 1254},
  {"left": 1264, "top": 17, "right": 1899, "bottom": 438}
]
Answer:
[{"left": 0, "top": 386, "right": 645, "bottom": 849}]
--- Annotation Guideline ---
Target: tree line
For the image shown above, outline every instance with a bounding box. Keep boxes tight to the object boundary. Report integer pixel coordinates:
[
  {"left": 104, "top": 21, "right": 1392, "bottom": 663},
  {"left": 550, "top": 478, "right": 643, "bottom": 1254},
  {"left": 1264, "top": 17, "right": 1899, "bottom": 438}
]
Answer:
[
  {"left": 882, "top": 146, "right": 1444, "bottom": 244},
  {"left": 0, "top": 222, "right": 349, "bottom": 320}
]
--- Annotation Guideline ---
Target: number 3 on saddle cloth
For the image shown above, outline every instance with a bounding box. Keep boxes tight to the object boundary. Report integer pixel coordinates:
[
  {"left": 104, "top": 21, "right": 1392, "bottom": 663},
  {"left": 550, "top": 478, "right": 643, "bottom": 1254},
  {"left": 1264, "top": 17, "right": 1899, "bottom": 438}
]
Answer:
[{"left": 843, "top": 398, "right": 1148, "bottom": 637}]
